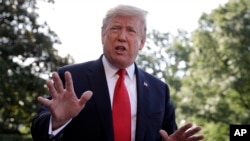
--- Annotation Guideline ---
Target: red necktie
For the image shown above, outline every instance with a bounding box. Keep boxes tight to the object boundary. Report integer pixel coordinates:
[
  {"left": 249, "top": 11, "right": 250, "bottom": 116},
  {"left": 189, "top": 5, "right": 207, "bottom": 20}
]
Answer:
[{"left": 112, "top": 69, "right": 131, "bottom": 141}]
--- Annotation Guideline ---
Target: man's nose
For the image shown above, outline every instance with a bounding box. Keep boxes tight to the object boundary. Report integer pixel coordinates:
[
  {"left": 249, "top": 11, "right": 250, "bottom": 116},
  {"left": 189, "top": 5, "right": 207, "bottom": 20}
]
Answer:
[{"left": 117, "top": 29, "right": 127, "bottom": 42}]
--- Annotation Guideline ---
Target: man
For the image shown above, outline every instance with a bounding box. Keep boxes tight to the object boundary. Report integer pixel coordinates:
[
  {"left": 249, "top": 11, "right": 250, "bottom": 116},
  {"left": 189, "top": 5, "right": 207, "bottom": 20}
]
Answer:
[{"left": 31, "top": 4, "right": 205, "bottom": 141}]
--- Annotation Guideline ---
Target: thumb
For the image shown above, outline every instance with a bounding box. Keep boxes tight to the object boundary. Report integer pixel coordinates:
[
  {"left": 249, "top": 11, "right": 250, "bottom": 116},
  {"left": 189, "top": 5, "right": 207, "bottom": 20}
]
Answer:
[
  {"left": 159, "top": 129, "right": 169, "bottom": 141},
  {"left": 79, "top": 90, "right": 93, "bottom": 106}
]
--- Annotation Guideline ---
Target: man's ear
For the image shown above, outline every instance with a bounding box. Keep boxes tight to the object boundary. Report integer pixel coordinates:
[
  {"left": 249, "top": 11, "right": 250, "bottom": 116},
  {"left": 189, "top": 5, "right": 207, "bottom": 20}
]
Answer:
[
  {"left": 139, "top": 39, "right": 145, "bottom": 50},
  {"left": 101, "top": 32, "right": 105, "bottom": 45}
]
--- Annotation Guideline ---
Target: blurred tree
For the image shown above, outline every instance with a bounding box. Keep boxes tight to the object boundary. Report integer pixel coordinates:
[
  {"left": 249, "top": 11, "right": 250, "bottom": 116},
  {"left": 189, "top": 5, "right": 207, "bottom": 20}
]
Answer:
[
  {"left": 0, "top": 0, "right": 73, "bottom": 136},
  {"left": 137, "top": 28, "right": 193, "bottom": 121},
  {"left": 175, "top": 0, "right": 250, "bottom": 140},
  {"left": 137, "top": 0, "right": 250, "bottom": 141}
]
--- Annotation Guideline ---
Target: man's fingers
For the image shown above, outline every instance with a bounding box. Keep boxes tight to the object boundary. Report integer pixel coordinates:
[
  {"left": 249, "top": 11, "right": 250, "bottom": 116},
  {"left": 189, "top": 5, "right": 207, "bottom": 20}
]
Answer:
[
  {"left": 189, "top": 134, "right": 205, "bottom": 141},
  {"left": 37, "top": 96, "right": 51, "bottom": 107},
  {"left": 159, "top": 129, "right": 168, "bottom": 141},
  {"left": 178, "top": 123, "right": 193, "bottom": 134},
  {"left": 184, "top": 126, "right": 202, "bottom": 137},
  {"left": 52, "top": 72, "right": 64, "bottom": 93},
  {"left": 46, "top": 80, "right": 58, "bottom": 98},
  {"left": 64, "top": 71, "right": 74, "bottom": 92},
  {"left": 79, "top": 91, "right": 93, "bottom": 106}
]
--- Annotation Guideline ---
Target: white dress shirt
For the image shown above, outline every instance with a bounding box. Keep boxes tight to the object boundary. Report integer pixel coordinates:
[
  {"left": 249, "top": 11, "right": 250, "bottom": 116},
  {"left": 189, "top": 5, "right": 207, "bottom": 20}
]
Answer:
[
  {"left": 49, "top": 56, "right": 138, "bottom": 141},
  {"left": 102, "top": 56, "right": 137, "bottom": 141}
]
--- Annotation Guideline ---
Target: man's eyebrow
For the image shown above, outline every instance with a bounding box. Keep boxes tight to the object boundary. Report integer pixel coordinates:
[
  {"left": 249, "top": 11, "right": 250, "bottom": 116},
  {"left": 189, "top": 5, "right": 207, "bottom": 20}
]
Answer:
[
  {"left": 111, "top": 24, "right": 121, "bottom": 26},
  {"left": 109, "top": 24, "right": 136, "bottom": 30}
]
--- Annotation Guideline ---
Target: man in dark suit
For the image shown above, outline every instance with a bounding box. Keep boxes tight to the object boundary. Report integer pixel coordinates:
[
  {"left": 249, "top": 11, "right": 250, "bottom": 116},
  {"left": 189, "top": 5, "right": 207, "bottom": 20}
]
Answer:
[{"left": 31, "top": 4, "right": 205, "bottom": 141}]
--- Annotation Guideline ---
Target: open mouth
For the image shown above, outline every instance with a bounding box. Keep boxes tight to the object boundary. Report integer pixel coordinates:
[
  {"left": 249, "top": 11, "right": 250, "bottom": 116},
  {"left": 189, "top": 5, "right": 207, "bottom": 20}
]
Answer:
[
  {"left": 115, "top": 46, "right": 126, "bottom": 50},
  {"left": 115, "top": 46, "right": 126, "bottom": 52}
]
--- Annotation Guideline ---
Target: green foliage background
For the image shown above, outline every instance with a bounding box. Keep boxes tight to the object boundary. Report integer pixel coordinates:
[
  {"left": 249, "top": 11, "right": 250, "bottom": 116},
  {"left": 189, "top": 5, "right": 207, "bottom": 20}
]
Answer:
[
  {"left": 0, "top": 0, "right": 73, "bottom": 139},
  {"left": 137, "top": 0, "right": 250, "bottom": 140},
  {"left": 1, "top": 0, "right": 249, "bottom": 141}
]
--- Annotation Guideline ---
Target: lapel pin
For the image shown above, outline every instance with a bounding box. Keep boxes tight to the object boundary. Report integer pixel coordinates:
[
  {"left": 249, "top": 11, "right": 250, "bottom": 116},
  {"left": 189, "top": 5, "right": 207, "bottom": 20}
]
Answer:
[{"left": 144, "top": 82, "right": 148, "bottom": 87}]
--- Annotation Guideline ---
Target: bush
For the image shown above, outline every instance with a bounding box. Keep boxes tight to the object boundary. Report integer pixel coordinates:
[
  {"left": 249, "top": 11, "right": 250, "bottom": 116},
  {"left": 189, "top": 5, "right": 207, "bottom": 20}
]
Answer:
[{"left": 0, "top": 134, "right": 32, "bottom": 141}]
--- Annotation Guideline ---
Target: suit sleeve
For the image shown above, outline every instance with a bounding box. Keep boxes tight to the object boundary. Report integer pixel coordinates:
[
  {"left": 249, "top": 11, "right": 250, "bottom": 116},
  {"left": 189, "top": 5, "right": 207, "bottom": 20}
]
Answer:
[
  {"left": 162, "top": 85, "right": 178, "bottom": 135},
  {"left": 31, "top": 105, "right": 51, "bottom": 141},
  {"left": 31, "top": 100, "right": 68, "bottom": 141},
  {"left": 31, "top": 69, "right": 66, "bottom": 141}
]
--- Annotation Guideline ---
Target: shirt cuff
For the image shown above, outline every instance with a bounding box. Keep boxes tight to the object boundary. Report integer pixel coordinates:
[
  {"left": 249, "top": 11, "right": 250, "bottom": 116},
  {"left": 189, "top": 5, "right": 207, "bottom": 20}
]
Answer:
[{"left": 48, "top": 116, "right": 72, "bottom": 136}]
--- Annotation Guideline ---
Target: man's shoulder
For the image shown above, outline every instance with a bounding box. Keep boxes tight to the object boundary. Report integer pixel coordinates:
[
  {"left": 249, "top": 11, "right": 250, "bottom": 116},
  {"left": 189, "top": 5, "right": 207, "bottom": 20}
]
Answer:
[
  {"left": 57, "top": 58, "right": 102, "bottom": 75},
  {"left": 61, "top": 60, "right": 94, "bottom": 69},
  {"left": 59, "top": 57, "right": 102, "bottom": 71},
  {"left": 137, "top": 68, "right": 167, "bottom": 85}
]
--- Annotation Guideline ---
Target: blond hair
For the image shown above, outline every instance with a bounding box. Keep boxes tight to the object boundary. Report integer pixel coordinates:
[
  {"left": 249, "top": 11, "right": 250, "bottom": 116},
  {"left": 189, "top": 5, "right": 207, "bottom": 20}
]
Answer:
[{"left": 102, "top": 4, "right": 148, "bottom": 40}]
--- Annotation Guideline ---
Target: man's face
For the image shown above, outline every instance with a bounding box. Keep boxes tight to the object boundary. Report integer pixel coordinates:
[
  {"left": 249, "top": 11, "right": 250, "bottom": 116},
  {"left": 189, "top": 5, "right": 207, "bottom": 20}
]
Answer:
[{"left": 102, "top": 16, "right": 145, "bottom": 68}]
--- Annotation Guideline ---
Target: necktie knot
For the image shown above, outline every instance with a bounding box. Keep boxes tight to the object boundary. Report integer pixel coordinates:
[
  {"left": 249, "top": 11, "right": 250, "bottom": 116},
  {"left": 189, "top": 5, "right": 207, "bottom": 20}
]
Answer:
[{"left": 117, "top": 69, "right": 126, "bottom": 77}]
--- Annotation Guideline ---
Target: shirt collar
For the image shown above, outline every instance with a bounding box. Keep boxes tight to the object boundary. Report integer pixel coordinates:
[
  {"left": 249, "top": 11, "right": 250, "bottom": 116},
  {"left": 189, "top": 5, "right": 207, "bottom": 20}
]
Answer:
[{"left": 102, "top": 55, "right": 135, "bottom": 79}]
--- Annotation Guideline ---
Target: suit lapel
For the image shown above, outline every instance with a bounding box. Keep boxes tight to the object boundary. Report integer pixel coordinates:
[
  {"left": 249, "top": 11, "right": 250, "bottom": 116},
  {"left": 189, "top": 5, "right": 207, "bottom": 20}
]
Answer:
[
  {"left": 87, "top": 57, "right": 114, "bottom": 141},
  {"left": 135, "top": 67, "right": 151, "bottom": 141},
  {"left": 86, "top": 59, "right": 154, "bottom": 141}
]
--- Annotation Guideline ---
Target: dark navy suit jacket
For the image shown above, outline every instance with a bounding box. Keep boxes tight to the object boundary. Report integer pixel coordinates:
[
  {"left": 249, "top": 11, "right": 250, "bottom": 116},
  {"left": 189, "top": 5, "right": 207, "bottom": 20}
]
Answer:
[{"left": 31, "top": 56, "right": 177, "bottom": 141}]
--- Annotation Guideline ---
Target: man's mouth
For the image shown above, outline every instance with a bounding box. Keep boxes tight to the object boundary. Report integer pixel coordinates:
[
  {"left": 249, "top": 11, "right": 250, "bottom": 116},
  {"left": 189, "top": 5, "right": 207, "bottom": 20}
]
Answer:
[{"left": 115, "top": 46, "right": 126, "bottom": 51}]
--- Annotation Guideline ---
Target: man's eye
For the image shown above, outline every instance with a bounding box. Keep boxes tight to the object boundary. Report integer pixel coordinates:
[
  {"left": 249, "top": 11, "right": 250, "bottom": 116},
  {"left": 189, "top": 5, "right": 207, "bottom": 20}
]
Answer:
[
  {"left": 128, "top": 29, "right": 136, "bottom": 33},
  {"left": 111, "top": 27, "right": 119, "bottom": 30}
]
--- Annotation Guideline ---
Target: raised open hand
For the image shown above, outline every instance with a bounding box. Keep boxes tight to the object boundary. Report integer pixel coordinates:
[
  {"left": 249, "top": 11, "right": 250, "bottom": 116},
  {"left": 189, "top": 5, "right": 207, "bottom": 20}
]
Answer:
[
  {"left": 160, "top": 123, "right": 205, "bottom": 141},
  {"left": 37, "top": 71, "right": 93, "bottom": 130}
]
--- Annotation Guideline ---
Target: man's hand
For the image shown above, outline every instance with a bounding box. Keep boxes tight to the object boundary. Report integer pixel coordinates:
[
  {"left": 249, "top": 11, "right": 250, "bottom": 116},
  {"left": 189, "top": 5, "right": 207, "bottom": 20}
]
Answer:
[
  {"left": 37, "top": 71, "right": 93, "bottom": 130},
  {"left": 160, "top": 123, "right": 205, "bottom": 141}
]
